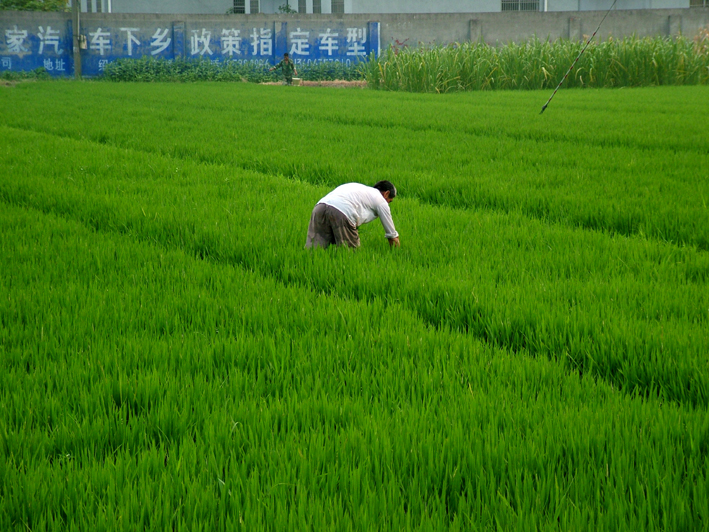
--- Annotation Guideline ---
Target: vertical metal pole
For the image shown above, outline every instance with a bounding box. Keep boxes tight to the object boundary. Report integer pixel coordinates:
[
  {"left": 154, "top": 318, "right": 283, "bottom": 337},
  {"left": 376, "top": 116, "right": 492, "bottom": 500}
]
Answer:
[{"left": 72, "top": 0, "right": 82, "bottom": 79}]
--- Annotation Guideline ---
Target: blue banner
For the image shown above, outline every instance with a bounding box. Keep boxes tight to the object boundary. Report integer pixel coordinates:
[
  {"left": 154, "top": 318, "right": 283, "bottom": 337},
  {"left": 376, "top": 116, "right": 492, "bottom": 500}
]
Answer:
[
  {"left": 0, "top": 17, "right": 379, "bottom": 77},
  {"left": 1, "top": 19, "right": 73, "bottom": 76}
]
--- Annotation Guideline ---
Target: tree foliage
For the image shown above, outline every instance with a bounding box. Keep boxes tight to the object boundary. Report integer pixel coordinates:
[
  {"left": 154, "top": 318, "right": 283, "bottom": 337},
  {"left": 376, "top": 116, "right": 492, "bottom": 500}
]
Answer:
[
  {"left": 278, "top": 2, "right": 297, "bottom": 13},
  {"left": 0, "top": 0, "right": 69, "bottom": 11}
]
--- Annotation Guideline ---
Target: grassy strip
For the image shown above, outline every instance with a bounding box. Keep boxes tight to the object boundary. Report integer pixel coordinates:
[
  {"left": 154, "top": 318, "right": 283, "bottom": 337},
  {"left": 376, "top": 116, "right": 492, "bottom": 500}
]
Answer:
[
  {"left": 364, "top": 34, "right": 709, "bottom": 92},
  {"left": 1, "top": 126, "right": 707, "bottom": 407}
]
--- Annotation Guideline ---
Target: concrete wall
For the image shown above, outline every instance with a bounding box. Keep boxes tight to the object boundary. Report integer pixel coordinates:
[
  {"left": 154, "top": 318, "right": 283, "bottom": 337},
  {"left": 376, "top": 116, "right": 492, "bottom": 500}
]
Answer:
[
  {"left": 354, "top": 0, "right": 496, "bottom": 13},
  {"left": 553, "top": 0, "right": 689, "bottom": 9},
  {"left": 169, "top": 7, "right": 706, "bottom": 45},
  {"left": 108, "top": 0, "right": 315, "bottom": 15},
  {"left": 113, "top": 0, "right": 232, "bottom": 14},
  {"left": 369, "top": 8, "right": 708, "bottom": 44},
  {"left": 106, "top": 0, "right": 691, "bottom": 13},
  {"left": 1, "top": 8, "right": 707, "bottom": 59},
  {"left": 2, "top": 9, "right": 706, "bottom": 77},
  {"left": 183, "top": 9, "right": 708, "bottom": 43}
]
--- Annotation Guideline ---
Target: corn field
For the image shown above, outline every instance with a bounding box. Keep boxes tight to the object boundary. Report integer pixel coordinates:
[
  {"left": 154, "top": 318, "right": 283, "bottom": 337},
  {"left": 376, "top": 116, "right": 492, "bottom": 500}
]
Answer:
[{"left": 364, "top": 33, "right": 709, "bottom": 92}]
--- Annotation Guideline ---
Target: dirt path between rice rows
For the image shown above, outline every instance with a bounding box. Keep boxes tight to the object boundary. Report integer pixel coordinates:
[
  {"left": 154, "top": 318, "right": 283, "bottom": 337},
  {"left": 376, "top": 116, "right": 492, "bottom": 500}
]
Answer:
[{"left": 261, "top": 79, "right": 367, "bottom": 88}]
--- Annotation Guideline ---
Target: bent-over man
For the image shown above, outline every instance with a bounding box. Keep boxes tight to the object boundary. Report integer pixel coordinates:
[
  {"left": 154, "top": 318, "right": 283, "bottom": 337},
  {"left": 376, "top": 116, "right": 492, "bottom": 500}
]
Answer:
[{"left": 305, "top": 181, "right": 400, "bottom": 249}]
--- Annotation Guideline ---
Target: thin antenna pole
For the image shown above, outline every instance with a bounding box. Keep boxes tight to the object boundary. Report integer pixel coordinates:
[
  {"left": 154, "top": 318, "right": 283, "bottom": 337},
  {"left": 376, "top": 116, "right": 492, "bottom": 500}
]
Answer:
[{"left": 540, "top": 0, "right": 619, "bottom": 114}]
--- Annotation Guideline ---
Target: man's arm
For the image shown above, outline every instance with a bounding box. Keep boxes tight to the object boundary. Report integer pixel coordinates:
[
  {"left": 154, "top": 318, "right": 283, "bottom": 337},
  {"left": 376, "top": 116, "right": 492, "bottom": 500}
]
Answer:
[
  {"left": 388, "top": 236, "right": 400, "bottom": 248},
  {"left": 377, "top": 203, "right": 399, "bottom": 242}
]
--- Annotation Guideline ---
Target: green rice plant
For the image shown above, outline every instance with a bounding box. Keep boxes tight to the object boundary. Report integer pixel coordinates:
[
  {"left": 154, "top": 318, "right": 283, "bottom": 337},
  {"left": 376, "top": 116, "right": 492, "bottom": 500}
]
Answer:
[
  {"left": 2, "top": 140, "right": 709, "bottom": 530},
  {"left": 1, "top": 118, "right": 707, "bottom": 408},
  {"left": 2, "top": 82, "right": 706, "bottom": 250}
]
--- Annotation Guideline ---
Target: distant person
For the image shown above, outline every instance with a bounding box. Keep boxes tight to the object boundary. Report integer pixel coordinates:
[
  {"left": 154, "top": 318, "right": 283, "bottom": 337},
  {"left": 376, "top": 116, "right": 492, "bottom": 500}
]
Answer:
[
  {"left": 306, "top": 181, "right": 400, "bottom": 249},
  {"left": 269, "top": 52, "right": 298, "bottom": 85}
]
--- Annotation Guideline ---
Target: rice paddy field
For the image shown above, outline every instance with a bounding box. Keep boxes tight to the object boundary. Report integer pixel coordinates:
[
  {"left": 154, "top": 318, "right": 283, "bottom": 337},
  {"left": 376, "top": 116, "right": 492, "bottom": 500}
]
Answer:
[{"left": 1, "top": 80, "right": 708, "bottom": 531}]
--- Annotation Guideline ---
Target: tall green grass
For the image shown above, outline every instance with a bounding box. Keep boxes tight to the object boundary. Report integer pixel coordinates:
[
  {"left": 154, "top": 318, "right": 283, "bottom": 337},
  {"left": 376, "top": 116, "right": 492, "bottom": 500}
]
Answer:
[{"left": 364, "top": 34, "right": 709, "bottom": 92}]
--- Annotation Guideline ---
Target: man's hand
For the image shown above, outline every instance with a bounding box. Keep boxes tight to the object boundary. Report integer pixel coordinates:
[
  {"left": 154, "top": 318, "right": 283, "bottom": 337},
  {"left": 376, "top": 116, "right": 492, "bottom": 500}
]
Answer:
[{"left": 388, "top": 237, "right": 400, "bottom": 248}]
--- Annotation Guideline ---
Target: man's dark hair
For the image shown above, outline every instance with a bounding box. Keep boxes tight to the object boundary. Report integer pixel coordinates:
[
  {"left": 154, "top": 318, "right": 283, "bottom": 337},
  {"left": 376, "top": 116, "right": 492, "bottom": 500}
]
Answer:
[
  {"left": 373, "top": 180, "right": 397, "bottom": 198},
  {"left": 284, "top": 52, "right": 289, "bottom": 57}
]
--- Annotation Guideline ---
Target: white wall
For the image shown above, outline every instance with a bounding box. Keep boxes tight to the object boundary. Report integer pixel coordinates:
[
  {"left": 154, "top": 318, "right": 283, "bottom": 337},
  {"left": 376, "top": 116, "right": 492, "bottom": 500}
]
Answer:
[
  {"left": 259, "top": 0, "right": 282, "bottom": 14},
  {"left": 113, "top": 0, "right": 232, "bottom": 14},
  {"left": 353, "top": 0, "right": 490, "bottom": 13}
]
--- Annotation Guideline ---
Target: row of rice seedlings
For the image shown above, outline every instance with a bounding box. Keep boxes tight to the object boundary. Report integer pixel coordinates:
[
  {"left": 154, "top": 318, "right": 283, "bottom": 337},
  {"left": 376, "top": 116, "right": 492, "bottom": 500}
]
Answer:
[
  {"left": 2, "top": 200, "right": 708, "bottom": 530},
  {"left": 2, "top": 82, "right": 706, "bottom": 250},
  {"left": 8, "top": 74, "right": 706, "bottom": 155},
  {"left": 363, "top": 34, "right": 709, "bottom": 93},
  {"left": 1, "top": 125, "right": 706, "bottom": 407}
]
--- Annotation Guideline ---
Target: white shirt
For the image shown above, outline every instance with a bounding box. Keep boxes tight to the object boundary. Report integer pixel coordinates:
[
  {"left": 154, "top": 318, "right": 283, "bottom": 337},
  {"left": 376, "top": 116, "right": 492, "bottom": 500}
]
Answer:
[{"left": 319, "top": 183, "right": 399, "bottom": 239}]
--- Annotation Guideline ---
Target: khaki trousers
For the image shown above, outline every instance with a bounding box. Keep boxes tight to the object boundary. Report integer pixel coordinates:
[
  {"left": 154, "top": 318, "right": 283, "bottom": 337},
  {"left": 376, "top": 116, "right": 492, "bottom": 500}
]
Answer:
[{"left": 305, "top": 203, "right": 360, "bottom": 249}]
